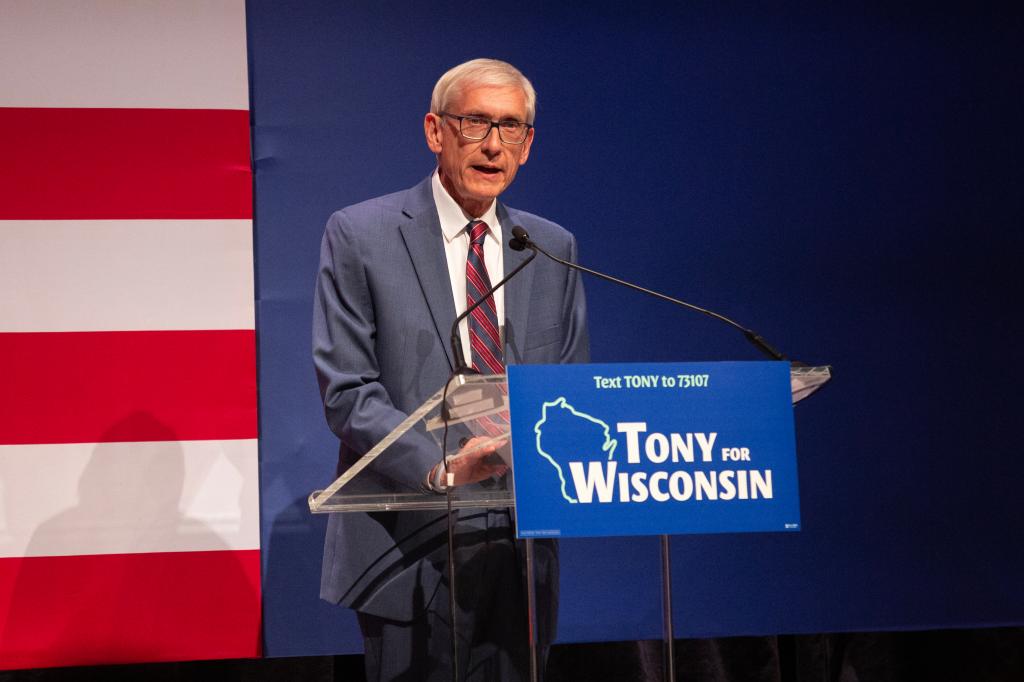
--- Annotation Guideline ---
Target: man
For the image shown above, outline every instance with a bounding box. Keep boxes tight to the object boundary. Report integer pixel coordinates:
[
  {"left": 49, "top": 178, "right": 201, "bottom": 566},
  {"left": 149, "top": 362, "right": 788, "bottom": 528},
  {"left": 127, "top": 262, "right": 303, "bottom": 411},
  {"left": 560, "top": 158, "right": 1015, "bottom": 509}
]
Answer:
[{"left": 313, "top": 58, "right": 588, "bottom": 681}]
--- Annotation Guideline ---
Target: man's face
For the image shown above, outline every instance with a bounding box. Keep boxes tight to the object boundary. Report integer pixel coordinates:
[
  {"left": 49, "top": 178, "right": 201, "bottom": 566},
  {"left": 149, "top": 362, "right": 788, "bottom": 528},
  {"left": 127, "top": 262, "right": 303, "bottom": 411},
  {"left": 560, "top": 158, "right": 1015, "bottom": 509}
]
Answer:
[{"left": 424, "top": 84, "right": 534, "bottom": 218}]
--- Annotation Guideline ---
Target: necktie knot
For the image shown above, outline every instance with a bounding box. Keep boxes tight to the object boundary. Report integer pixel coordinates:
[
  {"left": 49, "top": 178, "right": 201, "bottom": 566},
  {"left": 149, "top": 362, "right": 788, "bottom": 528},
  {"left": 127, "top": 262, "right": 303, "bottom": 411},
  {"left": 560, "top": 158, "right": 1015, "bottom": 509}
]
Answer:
[{"left": 469, "top": 220, "right": 489, "bottom": 246}]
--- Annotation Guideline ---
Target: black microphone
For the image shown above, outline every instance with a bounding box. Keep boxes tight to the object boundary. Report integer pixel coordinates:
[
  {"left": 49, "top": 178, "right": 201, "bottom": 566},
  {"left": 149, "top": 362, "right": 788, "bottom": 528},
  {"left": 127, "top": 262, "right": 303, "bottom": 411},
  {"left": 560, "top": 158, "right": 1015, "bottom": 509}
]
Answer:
[
  {"left": 509, "top": 229, "right": 530, "bottom": 251},
  {"left": 449, "top": 231, "right": 537, "bottom": 373},
  {"left": 510, "top": 226, "right": 789, "bottom": 361}
]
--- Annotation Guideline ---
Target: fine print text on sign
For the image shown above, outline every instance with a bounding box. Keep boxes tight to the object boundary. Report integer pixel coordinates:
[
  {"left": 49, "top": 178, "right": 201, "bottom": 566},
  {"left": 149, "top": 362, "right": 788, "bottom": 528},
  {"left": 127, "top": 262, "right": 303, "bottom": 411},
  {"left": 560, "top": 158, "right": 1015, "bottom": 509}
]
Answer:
[{"left": 507, "top": 362, "right": 801, "bottom": 539}]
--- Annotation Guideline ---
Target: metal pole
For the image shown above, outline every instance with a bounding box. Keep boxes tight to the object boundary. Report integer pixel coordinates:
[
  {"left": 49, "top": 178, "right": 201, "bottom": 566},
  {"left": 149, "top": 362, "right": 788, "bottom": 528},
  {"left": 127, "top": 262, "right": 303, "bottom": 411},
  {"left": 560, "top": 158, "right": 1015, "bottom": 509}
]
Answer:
[
  {"left": 661, "top": 534, "right": 675, "bottom": 681},
  {"left": 525, "top": 538, "right": 539, "bottom": 682},
  {"left": 447, "top": 491, "right": 459, "bottom": 682}
]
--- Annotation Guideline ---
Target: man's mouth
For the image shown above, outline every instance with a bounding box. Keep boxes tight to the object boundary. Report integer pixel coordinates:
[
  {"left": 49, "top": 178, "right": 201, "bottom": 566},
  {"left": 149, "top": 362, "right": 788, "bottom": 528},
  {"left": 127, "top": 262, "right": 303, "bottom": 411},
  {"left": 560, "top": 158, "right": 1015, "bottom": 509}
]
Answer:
[{"left": 472, "top": 165, "right": 501, "bottom": 175}]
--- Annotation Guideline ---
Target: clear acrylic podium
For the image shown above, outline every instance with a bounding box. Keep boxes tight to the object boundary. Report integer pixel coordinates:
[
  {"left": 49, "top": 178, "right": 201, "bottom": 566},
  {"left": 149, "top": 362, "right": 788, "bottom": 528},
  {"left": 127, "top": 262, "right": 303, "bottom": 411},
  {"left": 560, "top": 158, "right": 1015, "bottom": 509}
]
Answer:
[
  {"left": 309, "top": 373, "right": 516, "bottom": 513},
  {"left": 309, "top": 365, "right": 832, "bottom": 681}
]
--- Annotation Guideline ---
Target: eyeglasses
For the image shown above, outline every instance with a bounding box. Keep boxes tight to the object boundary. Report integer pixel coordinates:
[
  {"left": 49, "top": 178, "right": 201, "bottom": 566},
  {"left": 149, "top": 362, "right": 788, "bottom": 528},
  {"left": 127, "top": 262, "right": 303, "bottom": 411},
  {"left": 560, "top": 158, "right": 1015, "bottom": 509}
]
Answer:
[{"left": 439, "top": 112, "right": 533, "bottom": 144}]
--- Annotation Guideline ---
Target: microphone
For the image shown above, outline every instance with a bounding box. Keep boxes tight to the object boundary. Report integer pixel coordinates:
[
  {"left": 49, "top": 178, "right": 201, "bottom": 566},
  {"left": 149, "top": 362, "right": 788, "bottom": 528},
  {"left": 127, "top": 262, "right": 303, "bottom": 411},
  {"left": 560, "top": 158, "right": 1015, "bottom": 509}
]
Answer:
[
  {"left": 509, "top": 229, "right": 530, "bottom": 251},
  {"left": 449, "top": 231, "right": 537, "bottom": 373},
  {"left": 510, "top": 226, "right": 789, "bottom": 361}
]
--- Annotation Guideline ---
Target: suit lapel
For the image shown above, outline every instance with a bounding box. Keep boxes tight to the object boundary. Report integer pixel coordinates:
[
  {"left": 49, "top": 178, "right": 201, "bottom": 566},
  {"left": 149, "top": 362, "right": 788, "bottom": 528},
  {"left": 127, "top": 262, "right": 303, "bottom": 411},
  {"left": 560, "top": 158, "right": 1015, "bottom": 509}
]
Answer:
[
  {"left": 498, "top": 203, "right": 535, "bottom": 366},
  {"left": 399, "top": 179, "right": 457, "bottom": 370},
  {"left": 398, "top": 179, "right": 535, "bottom": 369}
]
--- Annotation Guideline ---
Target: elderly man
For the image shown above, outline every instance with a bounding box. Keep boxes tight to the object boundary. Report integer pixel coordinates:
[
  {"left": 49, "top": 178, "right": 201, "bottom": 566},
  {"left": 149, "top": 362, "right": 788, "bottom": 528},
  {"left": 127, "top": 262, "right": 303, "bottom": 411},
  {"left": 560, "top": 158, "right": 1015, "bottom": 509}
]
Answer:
[{"left": 313, "top": 58, "right": 589, "bottom": 681}]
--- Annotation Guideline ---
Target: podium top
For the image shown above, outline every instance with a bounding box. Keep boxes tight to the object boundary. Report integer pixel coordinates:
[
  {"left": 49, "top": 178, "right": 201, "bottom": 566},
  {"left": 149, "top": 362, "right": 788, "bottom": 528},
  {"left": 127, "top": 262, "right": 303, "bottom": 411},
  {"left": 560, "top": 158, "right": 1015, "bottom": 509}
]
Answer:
[{"left": 309, "top": 364, "right": 831, "bottom": 514}]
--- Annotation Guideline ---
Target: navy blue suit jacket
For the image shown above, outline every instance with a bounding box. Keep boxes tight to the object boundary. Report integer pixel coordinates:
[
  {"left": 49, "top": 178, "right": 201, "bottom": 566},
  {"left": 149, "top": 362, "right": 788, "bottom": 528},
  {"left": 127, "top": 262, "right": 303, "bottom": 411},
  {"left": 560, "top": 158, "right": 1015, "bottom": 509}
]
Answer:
[{"left": 313, "top": 176, "right": 589, "bottom": 620}]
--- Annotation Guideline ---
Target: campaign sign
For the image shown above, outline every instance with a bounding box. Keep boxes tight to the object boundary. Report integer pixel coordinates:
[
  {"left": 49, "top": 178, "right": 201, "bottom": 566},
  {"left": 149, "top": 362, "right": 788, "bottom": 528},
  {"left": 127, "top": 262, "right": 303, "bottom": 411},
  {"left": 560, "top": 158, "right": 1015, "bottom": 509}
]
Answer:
[{"left": 506, "top": 361, "right": 800, "bottom": 539}]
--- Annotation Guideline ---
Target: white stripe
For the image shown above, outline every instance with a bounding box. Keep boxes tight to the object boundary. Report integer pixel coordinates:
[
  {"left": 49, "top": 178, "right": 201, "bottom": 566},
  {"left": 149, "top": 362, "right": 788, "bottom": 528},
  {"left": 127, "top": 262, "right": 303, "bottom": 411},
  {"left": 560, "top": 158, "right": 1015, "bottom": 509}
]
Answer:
[
  {"left": 0, "top": 439, "right": 260, "bottom": 558},
  {"left": 0, "top": 0, "right": 248, "bottom": 110},
  {"left": 0, "top": 219, "right": 254, "bottom": 332}
]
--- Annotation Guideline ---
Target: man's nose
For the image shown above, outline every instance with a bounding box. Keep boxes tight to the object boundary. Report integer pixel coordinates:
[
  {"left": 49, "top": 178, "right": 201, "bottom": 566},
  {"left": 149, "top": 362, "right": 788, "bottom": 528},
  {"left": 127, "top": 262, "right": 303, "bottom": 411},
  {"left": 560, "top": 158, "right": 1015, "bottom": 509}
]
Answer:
[{"left": 480, "top": 125, "right": 503, "bottom": 153}]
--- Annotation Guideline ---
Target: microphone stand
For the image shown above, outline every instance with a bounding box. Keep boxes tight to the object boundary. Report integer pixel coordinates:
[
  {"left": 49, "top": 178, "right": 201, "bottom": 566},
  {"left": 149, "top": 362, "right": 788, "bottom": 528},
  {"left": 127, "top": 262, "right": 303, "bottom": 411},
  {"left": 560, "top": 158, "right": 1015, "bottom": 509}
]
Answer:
[
  {"left": 510, "top": 227, "right": 789, "bottom": 362},
  {"left": 440, "top": 241, "right": 536, "bottom": 682}
]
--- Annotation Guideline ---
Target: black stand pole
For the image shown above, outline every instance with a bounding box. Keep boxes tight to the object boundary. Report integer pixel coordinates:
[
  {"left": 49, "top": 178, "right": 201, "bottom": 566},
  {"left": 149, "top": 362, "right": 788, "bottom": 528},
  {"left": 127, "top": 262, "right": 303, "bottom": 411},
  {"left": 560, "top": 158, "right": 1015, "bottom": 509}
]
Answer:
[
  {"left": 661, "top": 534, "right": 676, "bottom": 681},
  {"left": 446, "top": 489, "right": 459, "bottom": 682},
  {"left": 525, "top": 537, "right": 540, "bottom": 682}
]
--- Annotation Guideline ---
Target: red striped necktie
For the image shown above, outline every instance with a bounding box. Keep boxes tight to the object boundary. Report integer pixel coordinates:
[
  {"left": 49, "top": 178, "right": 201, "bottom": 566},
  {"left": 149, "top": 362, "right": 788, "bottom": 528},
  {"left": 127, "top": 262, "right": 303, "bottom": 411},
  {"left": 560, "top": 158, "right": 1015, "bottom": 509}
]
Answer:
[{"left": 465, "top": 220, "right": 504, "bottom": 375}]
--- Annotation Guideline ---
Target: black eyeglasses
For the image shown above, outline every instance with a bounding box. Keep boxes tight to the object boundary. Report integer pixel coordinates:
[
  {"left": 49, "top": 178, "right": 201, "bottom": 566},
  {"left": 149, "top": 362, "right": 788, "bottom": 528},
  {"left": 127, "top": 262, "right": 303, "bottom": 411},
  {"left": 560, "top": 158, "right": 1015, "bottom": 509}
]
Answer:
[{"left": 439, "top": 112, "right": 533, "bottom": 144}]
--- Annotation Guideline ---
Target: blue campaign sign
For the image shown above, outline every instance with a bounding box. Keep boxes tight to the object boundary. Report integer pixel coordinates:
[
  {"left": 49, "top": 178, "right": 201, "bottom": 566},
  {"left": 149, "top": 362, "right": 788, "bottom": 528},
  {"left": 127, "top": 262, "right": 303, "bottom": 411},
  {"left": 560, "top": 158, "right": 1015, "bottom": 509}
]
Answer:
[{"left": 506, "top": 361, "right": 800, "bottom": 539}]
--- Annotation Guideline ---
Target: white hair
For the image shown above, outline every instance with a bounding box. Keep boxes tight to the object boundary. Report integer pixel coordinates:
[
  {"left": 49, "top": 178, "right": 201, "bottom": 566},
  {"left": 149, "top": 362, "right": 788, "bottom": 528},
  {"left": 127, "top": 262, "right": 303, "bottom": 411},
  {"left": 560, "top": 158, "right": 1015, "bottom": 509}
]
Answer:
[{"left": 430, "top": 58, "right": 537, "bottom": 124}]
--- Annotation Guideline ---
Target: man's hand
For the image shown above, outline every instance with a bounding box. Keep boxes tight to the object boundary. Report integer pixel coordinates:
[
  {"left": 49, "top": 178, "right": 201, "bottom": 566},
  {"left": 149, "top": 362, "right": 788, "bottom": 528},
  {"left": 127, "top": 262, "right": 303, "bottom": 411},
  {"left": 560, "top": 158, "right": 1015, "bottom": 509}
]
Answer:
[{"left": 431, "top": 436, "right": 508, "bottom": 489}]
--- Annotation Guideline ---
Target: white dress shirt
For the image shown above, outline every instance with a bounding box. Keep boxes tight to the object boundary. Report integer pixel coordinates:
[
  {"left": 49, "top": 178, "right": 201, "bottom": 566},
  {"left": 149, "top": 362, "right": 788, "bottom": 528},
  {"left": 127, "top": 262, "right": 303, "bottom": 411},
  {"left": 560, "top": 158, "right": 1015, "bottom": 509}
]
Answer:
[{"left": 431, "top": 170, "right": 505, "bottom": 365}]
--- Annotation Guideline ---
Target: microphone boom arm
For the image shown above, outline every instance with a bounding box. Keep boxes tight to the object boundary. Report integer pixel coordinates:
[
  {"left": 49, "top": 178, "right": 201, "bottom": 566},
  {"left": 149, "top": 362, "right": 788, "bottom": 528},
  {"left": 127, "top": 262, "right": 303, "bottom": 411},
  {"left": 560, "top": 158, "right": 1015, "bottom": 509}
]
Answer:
[{"left": 513, "top": 228, "right": 786, "bottom": 361}]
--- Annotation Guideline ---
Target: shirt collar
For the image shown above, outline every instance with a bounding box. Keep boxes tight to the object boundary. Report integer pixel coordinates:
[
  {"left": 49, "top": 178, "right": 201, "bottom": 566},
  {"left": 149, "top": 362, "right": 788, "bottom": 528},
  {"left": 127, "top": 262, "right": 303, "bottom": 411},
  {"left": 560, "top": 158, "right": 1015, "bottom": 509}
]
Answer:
[{"left": 432, "top": 170, "right": 500, "bottom": 244}]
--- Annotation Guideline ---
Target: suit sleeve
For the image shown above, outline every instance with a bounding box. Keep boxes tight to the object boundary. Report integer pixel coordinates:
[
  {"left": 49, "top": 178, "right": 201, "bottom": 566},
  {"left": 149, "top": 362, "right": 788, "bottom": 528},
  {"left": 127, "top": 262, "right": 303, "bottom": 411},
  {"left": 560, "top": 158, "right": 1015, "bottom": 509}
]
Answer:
[
  {"left": 559, "top": 233, "right": 591, "bottom": 364},
  {"left": 312, "top": 210, "right": 437, "bottom": 492}
]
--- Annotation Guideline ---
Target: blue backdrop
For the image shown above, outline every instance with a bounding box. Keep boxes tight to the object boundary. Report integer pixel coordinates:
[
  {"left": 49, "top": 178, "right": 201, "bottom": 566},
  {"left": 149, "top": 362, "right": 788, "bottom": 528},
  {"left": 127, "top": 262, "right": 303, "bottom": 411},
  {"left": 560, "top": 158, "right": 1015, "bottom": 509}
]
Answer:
[{"left": 248, "top": 1, "right": 1024, "bottom": 657}]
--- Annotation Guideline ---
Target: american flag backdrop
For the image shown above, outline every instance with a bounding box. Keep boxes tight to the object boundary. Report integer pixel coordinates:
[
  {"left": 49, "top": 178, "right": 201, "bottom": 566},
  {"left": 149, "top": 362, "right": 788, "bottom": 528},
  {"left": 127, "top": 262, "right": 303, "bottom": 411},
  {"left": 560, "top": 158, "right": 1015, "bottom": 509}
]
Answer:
[{"left": 0, "top": 0, "right": 260, "bottom": 670}]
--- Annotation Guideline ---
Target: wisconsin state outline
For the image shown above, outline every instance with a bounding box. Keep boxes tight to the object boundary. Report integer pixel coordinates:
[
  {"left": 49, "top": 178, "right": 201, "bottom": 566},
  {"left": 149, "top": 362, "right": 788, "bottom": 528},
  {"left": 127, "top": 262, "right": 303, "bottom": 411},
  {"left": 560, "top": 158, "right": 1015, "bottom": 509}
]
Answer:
[{"left": 532, "top": 398, "right": 617, "bottom": 503}]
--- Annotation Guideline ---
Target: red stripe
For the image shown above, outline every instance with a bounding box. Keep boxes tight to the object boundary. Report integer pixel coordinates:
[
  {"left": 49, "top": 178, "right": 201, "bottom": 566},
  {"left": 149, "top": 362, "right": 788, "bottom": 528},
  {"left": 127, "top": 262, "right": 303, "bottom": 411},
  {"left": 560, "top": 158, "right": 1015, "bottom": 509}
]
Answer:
[
  {"left": 0, "top": 550, "right": 261, "bottom": 670},
  {"left": 469, "top": 244, "right": 489, "bottom": 275},
  {"left": 469, "top": 311, "right": 503, "bottom": 369},
  {"left": 465, "top": 262, "right": 489, "bottom": 297},
  {"left": 465, "top": 262, "right": 497, "bottom": 313},
  {"left": 469, "top": 223, "right": 489, "bottom": 243},
  {"left": 0, "top": 330, "right": 257, "bottom": 445},
  {"left": 470, "top": 306, "right": 502, "bottom": 348},
  {"left": 468, "top": 333, "right": 501, "bottom": 368},
  {"left": 0, "top": 108, "right": 251, "bottom": 220},
  {"left": 471, "top": 334, "right": 504, "bottom": 374},
  {"left": 471, "top": 362, "right": 504, "bottom": 382},
  {"left": 469, "top": 319, "right": 501, "bottom": 360}
]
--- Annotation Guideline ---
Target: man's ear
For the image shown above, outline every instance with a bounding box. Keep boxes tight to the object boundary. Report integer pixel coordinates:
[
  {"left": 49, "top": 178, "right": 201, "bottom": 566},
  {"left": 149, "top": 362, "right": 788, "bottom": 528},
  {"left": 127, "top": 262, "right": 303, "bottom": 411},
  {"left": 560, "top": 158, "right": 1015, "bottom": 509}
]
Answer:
[{"left": 424, "top": 113, "right": 443, "bottom": 154}]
